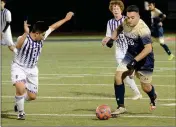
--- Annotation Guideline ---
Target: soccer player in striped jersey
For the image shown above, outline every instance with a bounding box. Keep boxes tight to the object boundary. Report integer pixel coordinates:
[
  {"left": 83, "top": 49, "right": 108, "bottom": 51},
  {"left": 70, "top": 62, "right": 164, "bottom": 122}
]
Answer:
[
  {"left": 0, "top": 0, "right": 17, "bottom": 54},
  {"left": 107, "top": 5, "right": 157, "bottom": 115},
  {"left": 11, "top": 12, "right": 74, "bottom": 120},
  {"left": 102, "top": 0, "right": 142, "bottom": 100},
  {"left": 147, "top": 0, "right": 174, "bottom": 60}
]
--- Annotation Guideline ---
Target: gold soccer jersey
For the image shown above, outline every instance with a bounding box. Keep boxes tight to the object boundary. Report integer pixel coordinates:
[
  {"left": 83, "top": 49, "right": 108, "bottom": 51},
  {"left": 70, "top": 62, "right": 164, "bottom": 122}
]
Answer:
[{"left": 121, "top": 19, "right": 154, "bottom": 72}]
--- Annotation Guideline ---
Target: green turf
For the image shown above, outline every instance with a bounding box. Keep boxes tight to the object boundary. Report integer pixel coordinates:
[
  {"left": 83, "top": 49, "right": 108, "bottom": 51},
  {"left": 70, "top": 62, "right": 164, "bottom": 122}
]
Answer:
[{"left": 1, "top": 37, "right": 176, "bottom": 126}]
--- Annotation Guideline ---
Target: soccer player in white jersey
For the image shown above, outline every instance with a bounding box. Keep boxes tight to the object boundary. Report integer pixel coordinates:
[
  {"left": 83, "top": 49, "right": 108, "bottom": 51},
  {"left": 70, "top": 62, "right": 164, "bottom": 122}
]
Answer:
[
  {"left": 102, "top": 0, "right": 142, "bottom": 100},
  {"left": 107, "top": 5, "right": 157, "bottom": 115},
  {"left": 0, "top": 0, "right": 17, "bottom": 53},
  {"left": 147, "top": 0, "right": 174, "bottom": 60},
  {"left": 11, "top": 12, "right": 74, "bottom": 120}
]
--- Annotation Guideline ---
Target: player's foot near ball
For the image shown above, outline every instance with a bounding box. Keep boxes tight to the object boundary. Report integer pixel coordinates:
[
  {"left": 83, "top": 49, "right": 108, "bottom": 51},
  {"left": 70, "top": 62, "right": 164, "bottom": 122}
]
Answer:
[
  {"left": 168, "top": 54, "right": 175, "bottom": 60},
  {"left": 111, "top": 107, "right": 127, "bottom": 117}
]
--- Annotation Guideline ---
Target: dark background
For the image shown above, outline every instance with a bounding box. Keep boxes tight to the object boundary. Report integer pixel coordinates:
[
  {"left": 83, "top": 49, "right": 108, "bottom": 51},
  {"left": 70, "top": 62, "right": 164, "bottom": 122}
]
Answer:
[{"left": 4, "top": 0, "right": 176, "bottom": 34}]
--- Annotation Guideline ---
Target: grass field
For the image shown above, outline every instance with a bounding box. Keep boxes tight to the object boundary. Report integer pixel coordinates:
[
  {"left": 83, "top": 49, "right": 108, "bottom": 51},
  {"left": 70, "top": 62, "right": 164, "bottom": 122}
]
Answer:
[{"left": 1, "top": 35, "right": 176, "bottom": 126}]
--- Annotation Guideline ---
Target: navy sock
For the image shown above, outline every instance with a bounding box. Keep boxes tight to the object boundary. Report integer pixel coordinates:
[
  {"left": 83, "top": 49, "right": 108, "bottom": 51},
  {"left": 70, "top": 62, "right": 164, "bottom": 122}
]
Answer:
[
  {"left": 160, "top": 44, "right": 171, "bottom": 55},
  {"left": 146, "top": 85, "right": 156, "bottom": 104},
  {"left": 114, "top": 82, "right": 125, "bottom": 108}
]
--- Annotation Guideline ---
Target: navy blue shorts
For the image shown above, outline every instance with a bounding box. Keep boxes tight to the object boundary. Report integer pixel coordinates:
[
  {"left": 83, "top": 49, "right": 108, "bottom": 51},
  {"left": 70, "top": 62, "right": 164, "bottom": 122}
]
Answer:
[{"left": 151, "top": 26, "right": 164, "bottom": 38}]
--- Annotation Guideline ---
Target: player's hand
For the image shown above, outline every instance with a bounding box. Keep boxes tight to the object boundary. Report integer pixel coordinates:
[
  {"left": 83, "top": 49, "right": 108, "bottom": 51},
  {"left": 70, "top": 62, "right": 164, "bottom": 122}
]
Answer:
[
  {"left": 102, "top": 37, "right": 110, "bottom": 46},
  {"left": 106, "top": 38, "right": 114, "bottom": 48},
  {"left": 24, "top": 20, "right": 30, "bottom": 34},
  {"left": 127, "top": 59, "right": 137, "bottom": 70},
  {"left": 65, "top": 12, "right": 74, "bottom": 21},
  {"left": 158, "top": 22, "right": 163, "bottom": 27}
]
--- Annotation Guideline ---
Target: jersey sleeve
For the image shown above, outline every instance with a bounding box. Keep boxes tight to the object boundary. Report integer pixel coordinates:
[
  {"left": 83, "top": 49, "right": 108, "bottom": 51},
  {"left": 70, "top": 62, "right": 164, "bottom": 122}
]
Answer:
[
  {"left": 6, "top": 10, "right": 12, "bottom": 22},
  {"left": 138, "top": 27, "right": 152, "bottom": 45},
  {"left": 105, "top": 21, "right": 112, "bottom": 37},
  {"left": 156, "top": 8, "right": 162, "bottom": 15},
  {"left": 43, "top": 28, "right": 52, "bottom": 40}
]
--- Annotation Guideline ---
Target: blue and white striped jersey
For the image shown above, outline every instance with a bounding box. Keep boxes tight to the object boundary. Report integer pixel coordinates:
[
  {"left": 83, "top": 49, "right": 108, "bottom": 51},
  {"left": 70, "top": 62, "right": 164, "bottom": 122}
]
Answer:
[
  {"left": 13, "top": 29, "right": 51, "bottom": 68},
  {"left": 105, "top": 16, "right": 128, "bottom": 59}
]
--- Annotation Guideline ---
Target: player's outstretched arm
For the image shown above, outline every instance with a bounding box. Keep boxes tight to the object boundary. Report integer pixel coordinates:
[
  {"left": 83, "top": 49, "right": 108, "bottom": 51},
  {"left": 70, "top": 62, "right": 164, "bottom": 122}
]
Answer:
[
  {"left": 16, "top": 21, "right": 30, "bottom": 49},
  {"left": 49, "top": 11, "right": 74, "bottom": 32}
]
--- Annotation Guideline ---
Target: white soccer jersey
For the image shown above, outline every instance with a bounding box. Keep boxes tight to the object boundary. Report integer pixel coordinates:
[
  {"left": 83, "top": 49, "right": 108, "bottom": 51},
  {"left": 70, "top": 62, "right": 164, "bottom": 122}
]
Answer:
[
  {"left": 106, "top": 16, "right": 128, "bottom": 59},
  {"left": 1, "top": 8, "right": 11, "bottom": 32},
  {"left": 13, "top": 28, "right": 52, "bottom": 68}
]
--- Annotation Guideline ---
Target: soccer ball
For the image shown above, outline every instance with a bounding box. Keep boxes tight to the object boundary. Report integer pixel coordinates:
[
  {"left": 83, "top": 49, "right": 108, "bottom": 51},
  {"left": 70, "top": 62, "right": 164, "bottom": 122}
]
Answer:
[{"left": 96, "top": 104, "right": 111, "bottom": 120}]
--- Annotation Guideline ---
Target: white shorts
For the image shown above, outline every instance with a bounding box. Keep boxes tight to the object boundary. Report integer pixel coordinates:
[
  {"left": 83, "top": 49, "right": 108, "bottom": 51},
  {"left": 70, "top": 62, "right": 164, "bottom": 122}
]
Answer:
[
  {"left": 11, "top": 62, "right": 39, "bottom": 93},
  {"left": 0, "top": 29, "right": 14, "bottom": 46}
]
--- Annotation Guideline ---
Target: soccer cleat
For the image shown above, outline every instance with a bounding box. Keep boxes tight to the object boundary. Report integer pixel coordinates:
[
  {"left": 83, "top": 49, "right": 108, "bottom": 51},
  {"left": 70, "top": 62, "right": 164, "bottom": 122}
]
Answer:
[
  {"left": 111, "top": 107, "right": 126, "bottom": 116},
  {"left": 149, "top": 93, "right": 157, "bottom": 111},
  {"left": 14, "top": 105, "right": 18, "bottom": 112},
  {"left": 17, "top": 112, "right": 25, "bottom": 120},
  {"left": 132, "top": 94, "right": 142, "bottom": 100},
  {"left": 168, "top": 54, "right": 175, "bottom": 60}
]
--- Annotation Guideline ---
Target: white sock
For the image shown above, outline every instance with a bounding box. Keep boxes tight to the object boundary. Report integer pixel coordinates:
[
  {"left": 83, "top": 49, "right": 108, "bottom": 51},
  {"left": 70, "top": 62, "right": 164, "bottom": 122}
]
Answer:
[
  {"left": 124, "top": 76, "right": 141, "bottom": 95},
  {"left": 15, "top": 95, "right": 24, "bottom": 113}
]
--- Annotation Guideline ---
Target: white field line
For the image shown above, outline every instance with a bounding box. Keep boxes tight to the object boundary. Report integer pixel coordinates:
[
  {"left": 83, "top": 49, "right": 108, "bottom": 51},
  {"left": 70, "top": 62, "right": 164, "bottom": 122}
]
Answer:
[
  {"left": 161, "top": 103, "right": 176, "bottom": 106},
  {"left": 1, "top": 74, "right": 176, "bottom": 78},
  {"left": 2, "top": 96, "right": 176, "bottom": 101},
  {"left": 1, "top": 82, "right": 175, "bottom": 87},
  {"left": 1, "top": 66, "right": 176, "bottom": 69},
  {"left": 1, "top": 112, "right": 175, "bottom": 119},
  {"left": 2, "top": 60, "right": 176, "bottom": 63}
]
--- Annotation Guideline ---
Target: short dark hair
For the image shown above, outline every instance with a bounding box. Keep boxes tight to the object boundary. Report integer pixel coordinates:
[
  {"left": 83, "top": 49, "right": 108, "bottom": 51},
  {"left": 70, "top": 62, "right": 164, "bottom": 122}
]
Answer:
[
  {"left": 32, "top": 21, "right": 48, "bottom": 33},
  {"left": 148, "top": 0, "right": 156, "bottom": 4},
  {"left": 126, "top": 5, "right": 139, "bottom": 13}
]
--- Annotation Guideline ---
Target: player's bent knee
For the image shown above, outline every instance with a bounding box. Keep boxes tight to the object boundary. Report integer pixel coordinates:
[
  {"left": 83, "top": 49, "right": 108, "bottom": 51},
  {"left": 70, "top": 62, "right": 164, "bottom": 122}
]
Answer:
[
  {"left": 159, "top": 37, "right": 164, "bottom": 44},
  {"left": 115, "top": 71, "right": 123, "bottom": 84},
  {"left": 28, "top": 93, "right": 37, "bottom": 100}
]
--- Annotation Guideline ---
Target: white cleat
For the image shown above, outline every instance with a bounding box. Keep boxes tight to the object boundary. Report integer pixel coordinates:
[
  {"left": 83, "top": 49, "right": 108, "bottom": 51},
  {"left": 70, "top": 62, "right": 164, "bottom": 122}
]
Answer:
[
  {"left": 132, "top": 94, "right": 142, "bottom": 100},
  {"left": 111, "top": 107, "right": 127, "bottom": 116}
]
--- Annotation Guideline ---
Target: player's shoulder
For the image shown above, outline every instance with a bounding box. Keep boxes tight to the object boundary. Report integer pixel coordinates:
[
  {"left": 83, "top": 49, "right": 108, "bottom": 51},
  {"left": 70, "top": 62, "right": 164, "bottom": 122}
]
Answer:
[
  {"left": 154, "top": 8, "right": 162, "bottom": 14},
  {"left": 4, "top": 8, "right": 11, "bottom": 14},
  {"left": 107, "top": 18, "right": 115, "bottom": 23},
  {"left": 4, "top": 8, "right": 10, "bottom": 12},
  {"left": 137, "top": 19, "right": 151, "bottom": 36}
]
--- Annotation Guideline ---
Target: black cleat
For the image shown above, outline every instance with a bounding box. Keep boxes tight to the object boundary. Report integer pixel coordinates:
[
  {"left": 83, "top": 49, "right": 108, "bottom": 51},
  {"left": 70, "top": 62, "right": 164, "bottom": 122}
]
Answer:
[{"left": 17, "top": 112, "right": 25, "bottom": 120}]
